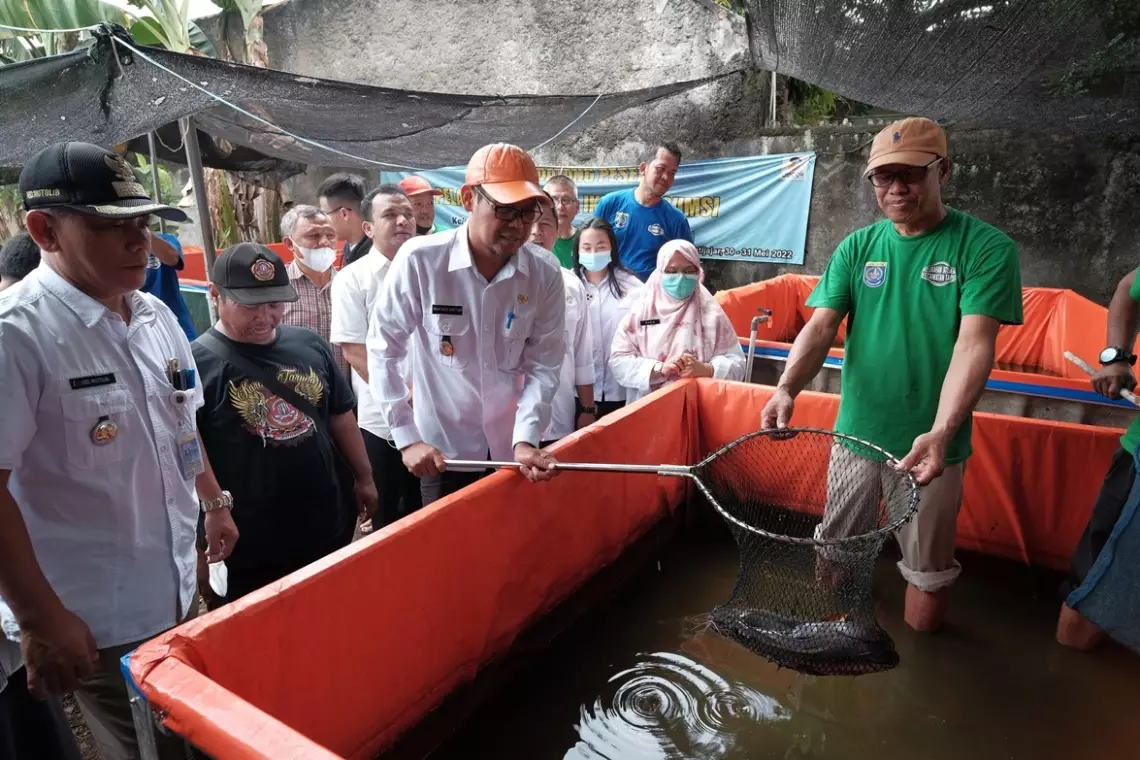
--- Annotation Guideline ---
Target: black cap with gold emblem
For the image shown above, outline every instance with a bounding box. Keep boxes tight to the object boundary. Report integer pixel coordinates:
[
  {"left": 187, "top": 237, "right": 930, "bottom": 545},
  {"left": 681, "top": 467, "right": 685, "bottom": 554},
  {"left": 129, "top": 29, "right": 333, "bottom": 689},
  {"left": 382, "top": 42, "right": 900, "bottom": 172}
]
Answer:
[
  {"left": 211, "top": 242, "right": 298, "bottom": 305},
  {"left": 19, "top": 141, "right": 188, "bottom": 222}
]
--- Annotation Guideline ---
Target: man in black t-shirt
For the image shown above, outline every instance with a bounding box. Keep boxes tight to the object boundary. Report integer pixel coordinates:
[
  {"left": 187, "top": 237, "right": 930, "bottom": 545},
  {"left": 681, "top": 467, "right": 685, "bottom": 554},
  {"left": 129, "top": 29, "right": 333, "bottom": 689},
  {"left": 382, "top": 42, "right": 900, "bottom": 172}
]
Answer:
[{"left": 193, "top": 243, "right": 378, "bottom": 604}]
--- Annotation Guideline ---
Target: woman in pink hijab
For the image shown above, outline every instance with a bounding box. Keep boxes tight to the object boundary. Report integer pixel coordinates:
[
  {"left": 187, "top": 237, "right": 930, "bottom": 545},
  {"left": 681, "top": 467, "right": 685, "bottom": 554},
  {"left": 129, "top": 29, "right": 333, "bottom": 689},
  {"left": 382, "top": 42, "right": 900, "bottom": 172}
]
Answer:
[{"left": 609, "top": 239, "right": 745, "bottom": 400}]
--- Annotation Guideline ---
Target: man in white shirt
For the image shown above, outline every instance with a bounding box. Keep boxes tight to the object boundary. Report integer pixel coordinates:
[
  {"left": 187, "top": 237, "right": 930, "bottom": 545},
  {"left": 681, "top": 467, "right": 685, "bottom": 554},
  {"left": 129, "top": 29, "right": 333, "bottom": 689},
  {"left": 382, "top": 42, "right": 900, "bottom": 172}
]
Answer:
[
  {"left": 331, "top": 185, "right": 423, "bottom": 529},
  {"left": 368, "top": 143, "right": 566, "bottom": 504},
  {"left": 0, "top": 142, "right": 238, "bottom": 760},
  {"left": 529, "top": 197, "right": 597, "bottom": 445}
]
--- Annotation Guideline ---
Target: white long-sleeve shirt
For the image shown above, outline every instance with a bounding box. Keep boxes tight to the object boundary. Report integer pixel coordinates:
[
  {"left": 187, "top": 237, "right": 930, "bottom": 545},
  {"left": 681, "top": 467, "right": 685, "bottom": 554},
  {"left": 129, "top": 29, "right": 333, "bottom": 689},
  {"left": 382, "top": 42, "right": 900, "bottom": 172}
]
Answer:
[
  {"left": 543, "top": 270, "right": 595, "bottom": 441},
  {"left": 581, "top": 269, "right": 644, "bottom": 404},
  {"left": 367, "top": 226, "right": 565, "bottom": 461},
  {"left": 609, "top": 322, "right": 746, "bottom": 401}
]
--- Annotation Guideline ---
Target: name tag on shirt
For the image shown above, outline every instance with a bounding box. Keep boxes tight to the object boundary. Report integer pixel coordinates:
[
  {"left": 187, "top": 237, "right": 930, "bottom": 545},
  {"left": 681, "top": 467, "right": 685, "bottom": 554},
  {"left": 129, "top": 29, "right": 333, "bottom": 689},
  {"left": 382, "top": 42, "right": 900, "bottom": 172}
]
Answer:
[
  {"left": 176, "top": 426, "right": 205, "bottom": 481},
  {"left": 69, "top": 373, "right": 116, "bottom": 390},
  {"left": 432, "top": 304, "right": 464, "bottom": 316},
  {"left": 640, "top": 319, "right": 661, "bottom": 326}
]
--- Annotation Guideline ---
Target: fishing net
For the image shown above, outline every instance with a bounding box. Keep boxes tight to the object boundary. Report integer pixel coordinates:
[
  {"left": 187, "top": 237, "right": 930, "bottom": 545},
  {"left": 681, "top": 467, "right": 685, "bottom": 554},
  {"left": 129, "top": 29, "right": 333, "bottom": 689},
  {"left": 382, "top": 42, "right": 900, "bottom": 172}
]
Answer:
[{"left": 695, "top": 429, "right": 919, "bottom": 677}]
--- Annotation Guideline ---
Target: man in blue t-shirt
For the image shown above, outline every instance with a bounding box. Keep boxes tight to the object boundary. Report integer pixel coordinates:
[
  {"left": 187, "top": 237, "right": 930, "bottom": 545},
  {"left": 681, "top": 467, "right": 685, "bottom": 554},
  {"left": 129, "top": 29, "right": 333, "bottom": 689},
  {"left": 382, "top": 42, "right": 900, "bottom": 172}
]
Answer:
[
  {"left": 592, "top": 142, "right": 693, "bottom": 281},
  {"left": 143, "top": 231, "right": 198, "bottom": 340}
]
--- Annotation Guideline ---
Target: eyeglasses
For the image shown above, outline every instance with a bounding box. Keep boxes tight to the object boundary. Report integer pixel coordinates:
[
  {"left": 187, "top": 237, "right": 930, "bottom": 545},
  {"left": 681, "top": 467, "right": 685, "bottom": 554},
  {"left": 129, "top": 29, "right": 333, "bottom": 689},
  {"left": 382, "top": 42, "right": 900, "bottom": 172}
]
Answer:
[
  {"left": 474, "top": 185, "right": 541, "bottom": 224},
  {"left": 867, "top": 157, "right": 943, "bottom": 187},
  {"left": 549, "top": 197, "right": 578, "bottom": 207}
]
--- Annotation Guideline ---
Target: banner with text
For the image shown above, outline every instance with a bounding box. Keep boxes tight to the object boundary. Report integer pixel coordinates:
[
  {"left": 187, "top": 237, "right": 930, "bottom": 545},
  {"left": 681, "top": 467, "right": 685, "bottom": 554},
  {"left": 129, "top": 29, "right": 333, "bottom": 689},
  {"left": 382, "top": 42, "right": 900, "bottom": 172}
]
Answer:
[{"left": 382, "top": 152, "right": 816, "bottom": 264}]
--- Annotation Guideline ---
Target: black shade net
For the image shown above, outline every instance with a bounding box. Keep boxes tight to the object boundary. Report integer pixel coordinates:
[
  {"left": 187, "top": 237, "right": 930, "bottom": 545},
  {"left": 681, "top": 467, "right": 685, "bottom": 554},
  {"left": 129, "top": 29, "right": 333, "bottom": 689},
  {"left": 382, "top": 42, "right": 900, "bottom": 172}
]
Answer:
[
  {"left": 742, "top": 0, "right": 1140, "bottom": 136},
  {"left": 696, "top": 430, "right": 919, "bottom": 677},
  {"left": 0, "top": 25, "right": 729, "bottom": 175}
]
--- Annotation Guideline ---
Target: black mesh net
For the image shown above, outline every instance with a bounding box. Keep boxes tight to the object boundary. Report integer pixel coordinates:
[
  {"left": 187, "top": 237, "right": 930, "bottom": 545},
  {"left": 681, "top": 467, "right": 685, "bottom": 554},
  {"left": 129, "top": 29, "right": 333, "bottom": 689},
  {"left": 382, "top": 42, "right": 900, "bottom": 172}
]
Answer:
[
  {"left": 741, "top": 0, "right": 1140, "bottom": 137},
  {"left": 695, "top": 429, "right": 919, "bottom": 677}
]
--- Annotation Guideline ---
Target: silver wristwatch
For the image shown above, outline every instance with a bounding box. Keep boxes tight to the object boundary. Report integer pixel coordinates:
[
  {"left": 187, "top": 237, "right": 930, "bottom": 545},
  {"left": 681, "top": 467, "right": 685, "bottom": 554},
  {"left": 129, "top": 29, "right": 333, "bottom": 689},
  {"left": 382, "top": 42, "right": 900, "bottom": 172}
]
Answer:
[{"left": 201, "top": 490, "right": 234, "bottom": 513}]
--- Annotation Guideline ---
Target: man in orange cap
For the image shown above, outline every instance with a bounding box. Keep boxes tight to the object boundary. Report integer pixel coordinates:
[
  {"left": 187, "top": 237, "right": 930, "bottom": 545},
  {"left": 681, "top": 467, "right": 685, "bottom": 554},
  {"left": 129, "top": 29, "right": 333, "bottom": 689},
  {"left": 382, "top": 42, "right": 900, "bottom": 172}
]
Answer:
[
  {"left": 397, "top": 175, "right": 450, "bottom": 236},
  {"left": 368, "top": 143, "right": 566, "bottom": 504},
  {"left": 762, "top": 117, "right": 1023, "bottom": 632}
]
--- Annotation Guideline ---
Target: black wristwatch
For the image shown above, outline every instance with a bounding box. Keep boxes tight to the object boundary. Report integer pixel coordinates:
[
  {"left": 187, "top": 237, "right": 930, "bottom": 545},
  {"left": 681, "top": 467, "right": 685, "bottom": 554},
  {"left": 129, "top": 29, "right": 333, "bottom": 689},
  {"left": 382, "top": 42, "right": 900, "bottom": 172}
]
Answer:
[
  {"left": 1099, "top": 347, "right": 1137, "bottom": 366},
  {"left": 579, "top": 405, "right": 598, "bottom": 416}
]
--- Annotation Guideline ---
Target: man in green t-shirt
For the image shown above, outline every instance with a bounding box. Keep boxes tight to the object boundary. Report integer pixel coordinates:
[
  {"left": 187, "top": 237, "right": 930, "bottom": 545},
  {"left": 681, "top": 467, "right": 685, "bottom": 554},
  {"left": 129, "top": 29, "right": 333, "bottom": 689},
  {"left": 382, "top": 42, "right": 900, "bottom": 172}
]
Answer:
[
  {"left": 1057, "top": 267, "right": 1140, "bottom": 651},
  {"left": 544, "top": 174, "right": 579, "bottom": 268},
  {"left": 761, "top": 117, "right": 1023, "bottom": 633}
]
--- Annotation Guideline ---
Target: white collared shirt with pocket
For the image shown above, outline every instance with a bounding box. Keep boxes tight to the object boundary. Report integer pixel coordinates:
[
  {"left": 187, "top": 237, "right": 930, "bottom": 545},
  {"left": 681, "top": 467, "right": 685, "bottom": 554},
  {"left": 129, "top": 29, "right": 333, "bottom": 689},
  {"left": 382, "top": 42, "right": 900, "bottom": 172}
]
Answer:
[
  {"left": 367, "top": 226, "right": 566, "bottom": 461},
  {"left": 0, "top": 264, "right": 202, "bottom": 650},
  {"left": 542, "top": 268, "right": 595, "bottom": 441},
  {"left": 330, "top": 251, "right": 409, "bottom": 441}
]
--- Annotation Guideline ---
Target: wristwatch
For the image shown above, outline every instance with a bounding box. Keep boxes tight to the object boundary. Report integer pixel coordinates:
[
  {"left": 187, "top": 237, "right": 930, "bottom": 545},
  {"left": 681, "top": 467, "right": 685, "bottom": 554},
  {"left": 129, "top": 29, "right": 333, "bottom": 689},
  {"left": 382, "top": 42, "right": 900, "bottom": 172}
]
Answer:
[
  {"left": 579, "top": 405, "right": 598, "bottom": 416},
  {"left": 1099, "top": 347, "right": 1137, "bottom": 366},
  {"left": 201, "top": 490, "right": 234, "bottom": 513}
]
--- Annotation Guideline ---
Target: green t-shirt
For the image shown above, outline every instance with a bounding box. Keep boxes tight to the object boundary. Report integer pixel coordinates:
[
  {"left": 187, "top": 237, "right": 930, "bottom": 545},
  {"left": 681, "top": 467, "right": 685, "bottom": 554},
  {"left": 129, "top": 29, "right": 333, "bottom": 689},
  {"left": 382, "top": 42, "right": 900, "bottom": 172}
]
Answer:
[
  {"left": 552, "top": 236, "right": 575, "bottom": 269},
  {"left": 806, "top": 208, "right": 1023, "bottom": 464},
  {"left": 1119, "top": 274, "right": 1140, "bottom": 454}
]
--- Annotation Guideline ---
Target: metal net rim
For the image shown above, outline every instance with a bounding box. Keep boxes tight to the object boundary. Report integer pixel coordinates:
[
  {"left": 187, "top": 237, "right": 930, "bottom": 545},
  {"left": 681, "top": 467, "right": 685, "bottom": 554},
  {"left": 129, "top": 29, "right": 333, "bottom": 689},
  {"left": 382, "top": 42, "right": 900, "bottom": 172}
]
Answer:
[{"left": 693, "top": 427, "right": 921, "bottom": 547}]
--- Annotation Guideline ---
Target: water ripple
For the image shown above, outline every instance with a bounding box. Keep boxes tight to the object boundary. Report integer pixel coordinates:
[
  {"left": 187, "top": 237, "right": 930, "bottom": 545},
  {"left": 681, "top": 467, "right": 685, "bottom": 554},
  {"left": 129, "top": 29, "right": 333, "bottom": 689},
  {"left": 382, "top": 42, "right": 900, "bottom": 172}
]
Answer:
[{"left": 565, "top": 652, "right": 789, "bottom": 760}]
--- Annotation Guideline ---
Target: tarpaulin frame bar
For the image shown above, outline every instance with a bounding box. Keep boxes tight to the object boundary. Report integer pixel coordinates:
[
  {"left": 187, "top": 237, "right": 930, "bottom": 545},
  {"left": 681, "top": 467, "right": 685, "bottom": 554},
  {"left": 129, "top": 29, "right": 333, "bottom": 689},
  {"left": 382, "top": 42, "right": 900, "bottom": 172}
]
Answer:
[{"left": 181, "top": 117, "right": 217, "bottom": 325}]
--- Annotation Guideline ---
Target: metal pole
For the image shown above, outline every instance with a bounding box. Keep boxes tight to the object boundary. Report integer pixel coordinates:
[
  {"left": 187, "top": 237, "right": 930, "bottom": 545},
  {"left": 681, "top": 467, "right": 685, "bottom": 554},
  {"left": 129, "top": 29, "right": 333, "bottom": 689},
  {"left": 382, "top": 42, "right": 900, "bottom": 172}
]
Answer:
[
  {"left": 181, "top": 118, "right": 218, "bottom": 324},
  {"left": 145, "top": 132, "right": 166, "bottom": 234},
  {"left": 770, "top": 71, "right": 778, "bottom": 125}
]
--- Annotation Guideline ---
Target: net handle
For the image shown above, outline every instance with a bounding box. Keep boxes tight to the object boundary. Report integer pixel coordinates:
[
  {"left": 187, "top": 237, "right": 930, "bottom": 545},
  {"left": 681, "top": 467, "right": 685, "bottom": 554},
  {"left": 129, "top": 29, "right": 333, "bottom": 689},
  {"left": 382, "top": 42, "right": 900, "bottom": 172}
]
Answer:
[
  {"left": 444, "top": 459, "right": 694, "bottom": 476},
  {"left": 1064, "top": 351, "right": 1140, "bottom": 407}
]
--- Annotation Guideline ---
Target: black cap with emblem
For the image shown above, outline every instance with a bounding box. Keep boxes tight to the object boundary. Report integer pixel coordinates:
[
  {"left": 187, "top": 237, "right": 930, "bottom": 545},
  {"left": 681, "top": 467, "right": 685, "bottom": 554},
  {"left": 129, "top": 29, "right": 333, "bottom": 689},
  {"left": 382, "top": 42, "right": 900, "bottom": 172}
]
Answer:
[
  {"left": 211, "top": 242, "right": 298, "bottom": 305},
  {"left": 19, "top": 141, "right": 188, "bottom": 222}
]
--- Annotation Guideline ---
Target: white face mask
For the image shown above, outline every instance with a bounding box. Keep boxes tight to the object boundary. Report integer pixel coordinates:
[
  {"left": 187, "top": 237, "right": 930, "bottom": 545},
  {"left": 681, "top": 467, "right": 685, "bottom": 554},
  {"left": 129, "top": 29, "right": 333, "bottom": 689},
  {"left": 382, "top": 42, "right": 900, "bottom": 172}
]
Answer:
[{"left": 296, "top": 245, "right": 337, "bottom": 272}]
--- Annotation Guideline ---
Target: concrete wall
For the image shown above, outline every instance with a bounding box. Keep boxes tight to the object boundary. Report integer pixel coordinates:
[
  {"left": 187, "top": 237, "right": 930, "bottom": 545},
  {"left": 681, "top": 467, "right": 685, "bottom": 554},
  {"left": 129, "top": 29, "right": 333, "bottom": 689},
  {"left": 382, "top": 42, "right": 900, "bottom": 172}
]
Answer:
[{"left": 220, "top": 0, "right": 1138, "bottom": 304}]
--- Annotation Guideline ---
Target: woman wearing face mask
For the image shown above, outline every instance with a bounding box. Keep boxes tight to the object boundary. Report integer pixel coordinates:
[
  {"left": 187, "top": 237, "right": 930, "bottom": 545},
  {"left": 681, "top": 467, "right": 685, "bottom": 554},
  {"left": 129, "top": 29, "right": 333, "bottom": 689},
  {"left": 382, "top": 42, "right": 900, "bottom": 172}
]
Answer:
[
  {"left": 610, "top": 239, "right": 744, "bottom": 400},
  {"left": 574, "top": 218, "right": 644, "bottom": 417}
]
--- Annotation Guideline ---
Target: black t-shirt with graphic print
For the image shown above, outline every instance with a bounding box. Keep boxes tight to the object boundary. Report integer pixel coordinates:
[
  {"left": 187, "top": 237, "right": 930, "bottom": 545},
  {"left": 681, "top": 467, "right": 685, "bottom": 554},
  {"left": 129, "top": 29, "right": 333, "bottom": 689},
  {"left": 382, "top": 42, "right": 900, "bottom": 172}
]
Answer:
[{"left": 192, "top": 325, "right": 357, "bottom": 570}]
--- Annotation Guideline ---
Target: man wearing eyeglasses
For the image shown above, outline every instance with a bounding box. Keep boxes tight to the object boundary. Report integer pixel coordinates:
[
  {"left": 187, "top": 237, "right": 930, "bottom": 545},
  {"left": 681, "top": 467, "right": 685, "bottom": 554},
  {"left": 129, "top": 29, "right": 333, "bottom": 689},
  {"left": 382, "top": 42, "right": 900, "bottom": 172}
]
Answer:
[
  {"left": 368, "top": 143, "right": 566, "bottom": 504},
  {"left": 761, "top": 117, "right": 1023, "bottom": 633},
  {"left": 543, "top": 175, "right": 581, "bottom": 268}
]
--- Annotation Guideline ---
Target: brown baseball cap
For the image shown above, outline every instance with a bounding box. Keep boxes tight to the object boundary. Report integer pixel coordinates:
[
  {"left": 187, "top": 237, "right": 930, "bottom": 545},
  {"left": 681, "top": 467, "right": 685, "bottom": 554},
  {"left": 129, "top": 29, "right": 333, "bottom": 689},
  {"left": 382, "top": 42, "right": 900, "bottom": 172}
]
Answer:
[
  {"left": 864, "top": 118, "right": 947, "bottom": 177},
  {"left": 464, "top": 143, "right": 545, "bottom": 205},
  {"left": 398, "top": 176, "right": 443, "bottom": 197}
]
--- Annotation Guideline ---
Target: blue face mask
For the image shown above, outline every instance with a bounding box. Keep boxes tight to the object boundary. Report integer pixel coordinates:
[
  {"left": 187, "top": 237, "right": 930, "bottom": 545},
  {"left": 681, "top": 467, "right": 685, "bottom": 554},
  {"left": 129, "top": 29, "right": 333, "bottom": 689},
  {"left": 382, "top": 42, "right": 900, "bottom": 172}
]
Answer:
[
  {"left": 662, "top": 272, "right": 699, "bottom": 300},
  {"left": 578, "top": 251, "right": 612, "bottom": 273}
]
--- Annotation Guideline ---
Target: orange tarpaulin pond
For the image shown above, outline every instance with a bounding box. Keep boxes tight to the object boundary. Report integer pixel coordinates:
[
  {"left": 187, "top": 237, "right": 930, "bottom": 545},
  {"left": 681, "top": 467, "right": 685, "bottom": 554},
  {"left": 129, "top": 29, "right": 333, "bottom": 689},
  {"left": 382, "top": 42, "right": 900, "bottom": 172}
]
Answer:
[
  {"left": 714, "top": 274, "right": 1139, "bottom": 393},
  {"left": 128, "top": 379, "right": 1121, "bottom": 759}
]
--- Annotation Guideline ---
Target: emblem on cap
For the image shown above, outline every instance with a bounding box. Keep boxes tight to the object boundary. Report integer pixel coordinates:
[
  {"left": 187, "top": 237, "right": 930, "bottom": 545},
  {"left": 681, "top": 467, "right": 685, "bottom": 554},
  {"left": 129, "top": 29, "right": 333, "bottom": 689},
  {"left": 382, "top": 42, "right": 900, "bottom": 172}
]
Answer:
[
  {"left": 251, "top": 258, "right": 276, "bottom": 281},
  {"left": 893, "top": 131, "right": 901, "bottom": 143},
  {"left": 104, "top": 153, "right": 147, "bottom": 199},
  {"left": 91, "top": 417, "right": 119, "bottom": 446}
]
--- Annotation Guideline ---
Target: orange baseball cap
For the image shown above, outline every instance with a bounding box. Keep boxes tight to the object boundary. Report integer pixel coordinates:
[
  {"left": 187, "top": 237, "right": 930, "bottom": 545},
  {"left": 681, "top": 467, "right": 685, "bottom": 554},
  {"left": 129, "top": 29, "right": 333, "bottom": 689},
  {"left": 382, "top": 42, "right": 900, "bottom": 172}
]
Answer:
[
  {"left": 464, "top": 143, "right": 545, "bottom": 205},
  {"left": 398, "top": 175, "right": 442, "bottom": 197},
  {"left": 864, "top": 117, "right": 948, "bottom": 177}
]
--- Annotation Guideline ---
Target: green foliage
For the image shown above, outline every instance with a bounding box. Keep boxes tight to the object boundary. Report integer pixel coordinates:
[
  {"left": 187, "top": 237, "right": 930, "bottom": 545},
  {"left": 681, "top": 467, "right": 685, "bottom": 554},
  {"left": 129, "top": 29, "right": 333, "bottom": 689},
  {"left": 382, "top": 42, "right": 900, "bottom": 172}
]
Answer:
[
  {"left": 215, "top": 178, "right": 242, "bottom": 248},
  {"left": 1049, "top": 0, "right": 1140, "bottom": 97},
  {"left": 211, "top": 0, "right": 263, "bottom": 32},
  {"left": 132, "top": 153, "right": 181, "bottom": 206}
]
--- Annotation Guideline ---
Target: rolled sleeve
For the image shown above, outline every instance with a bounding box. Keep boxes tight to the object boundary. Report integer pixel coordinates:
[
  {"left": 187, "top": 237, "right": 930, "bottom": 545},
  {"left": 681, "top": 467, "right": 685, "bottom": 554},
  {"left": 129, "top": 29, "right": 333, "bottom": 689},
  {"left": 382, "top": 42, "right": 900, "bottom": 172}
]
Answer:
[
  {"left": 512, "top": 268, "right": 566, "bottom": 448},
  {"left": 367, "top": 254, "right": 422, "bottom": 449}
]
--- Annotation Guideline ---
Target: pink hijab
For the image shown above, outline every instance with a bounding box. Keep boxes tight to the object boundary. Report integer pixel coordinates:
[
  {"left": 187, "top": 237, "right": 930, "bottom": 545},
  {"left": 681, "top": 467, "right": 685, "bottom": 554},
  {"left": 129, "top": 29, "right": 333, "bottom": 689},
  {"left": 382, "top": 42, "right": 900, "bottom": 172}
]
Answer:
[{"left": 618, "top": 239, "right": 740, "bottom": 363}]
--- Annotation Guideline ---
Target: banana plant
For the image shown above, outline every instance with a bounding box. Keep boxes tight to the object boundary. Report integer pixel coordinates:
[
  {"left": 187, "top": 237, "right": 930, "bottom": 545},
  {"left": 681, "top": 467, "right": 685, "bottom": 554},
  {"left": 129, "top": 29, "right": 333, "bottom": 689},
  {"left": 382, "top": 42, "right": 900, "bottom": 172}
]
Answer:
[{"left": 0, "top": 0, "right": 217, "bottom": 60}]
